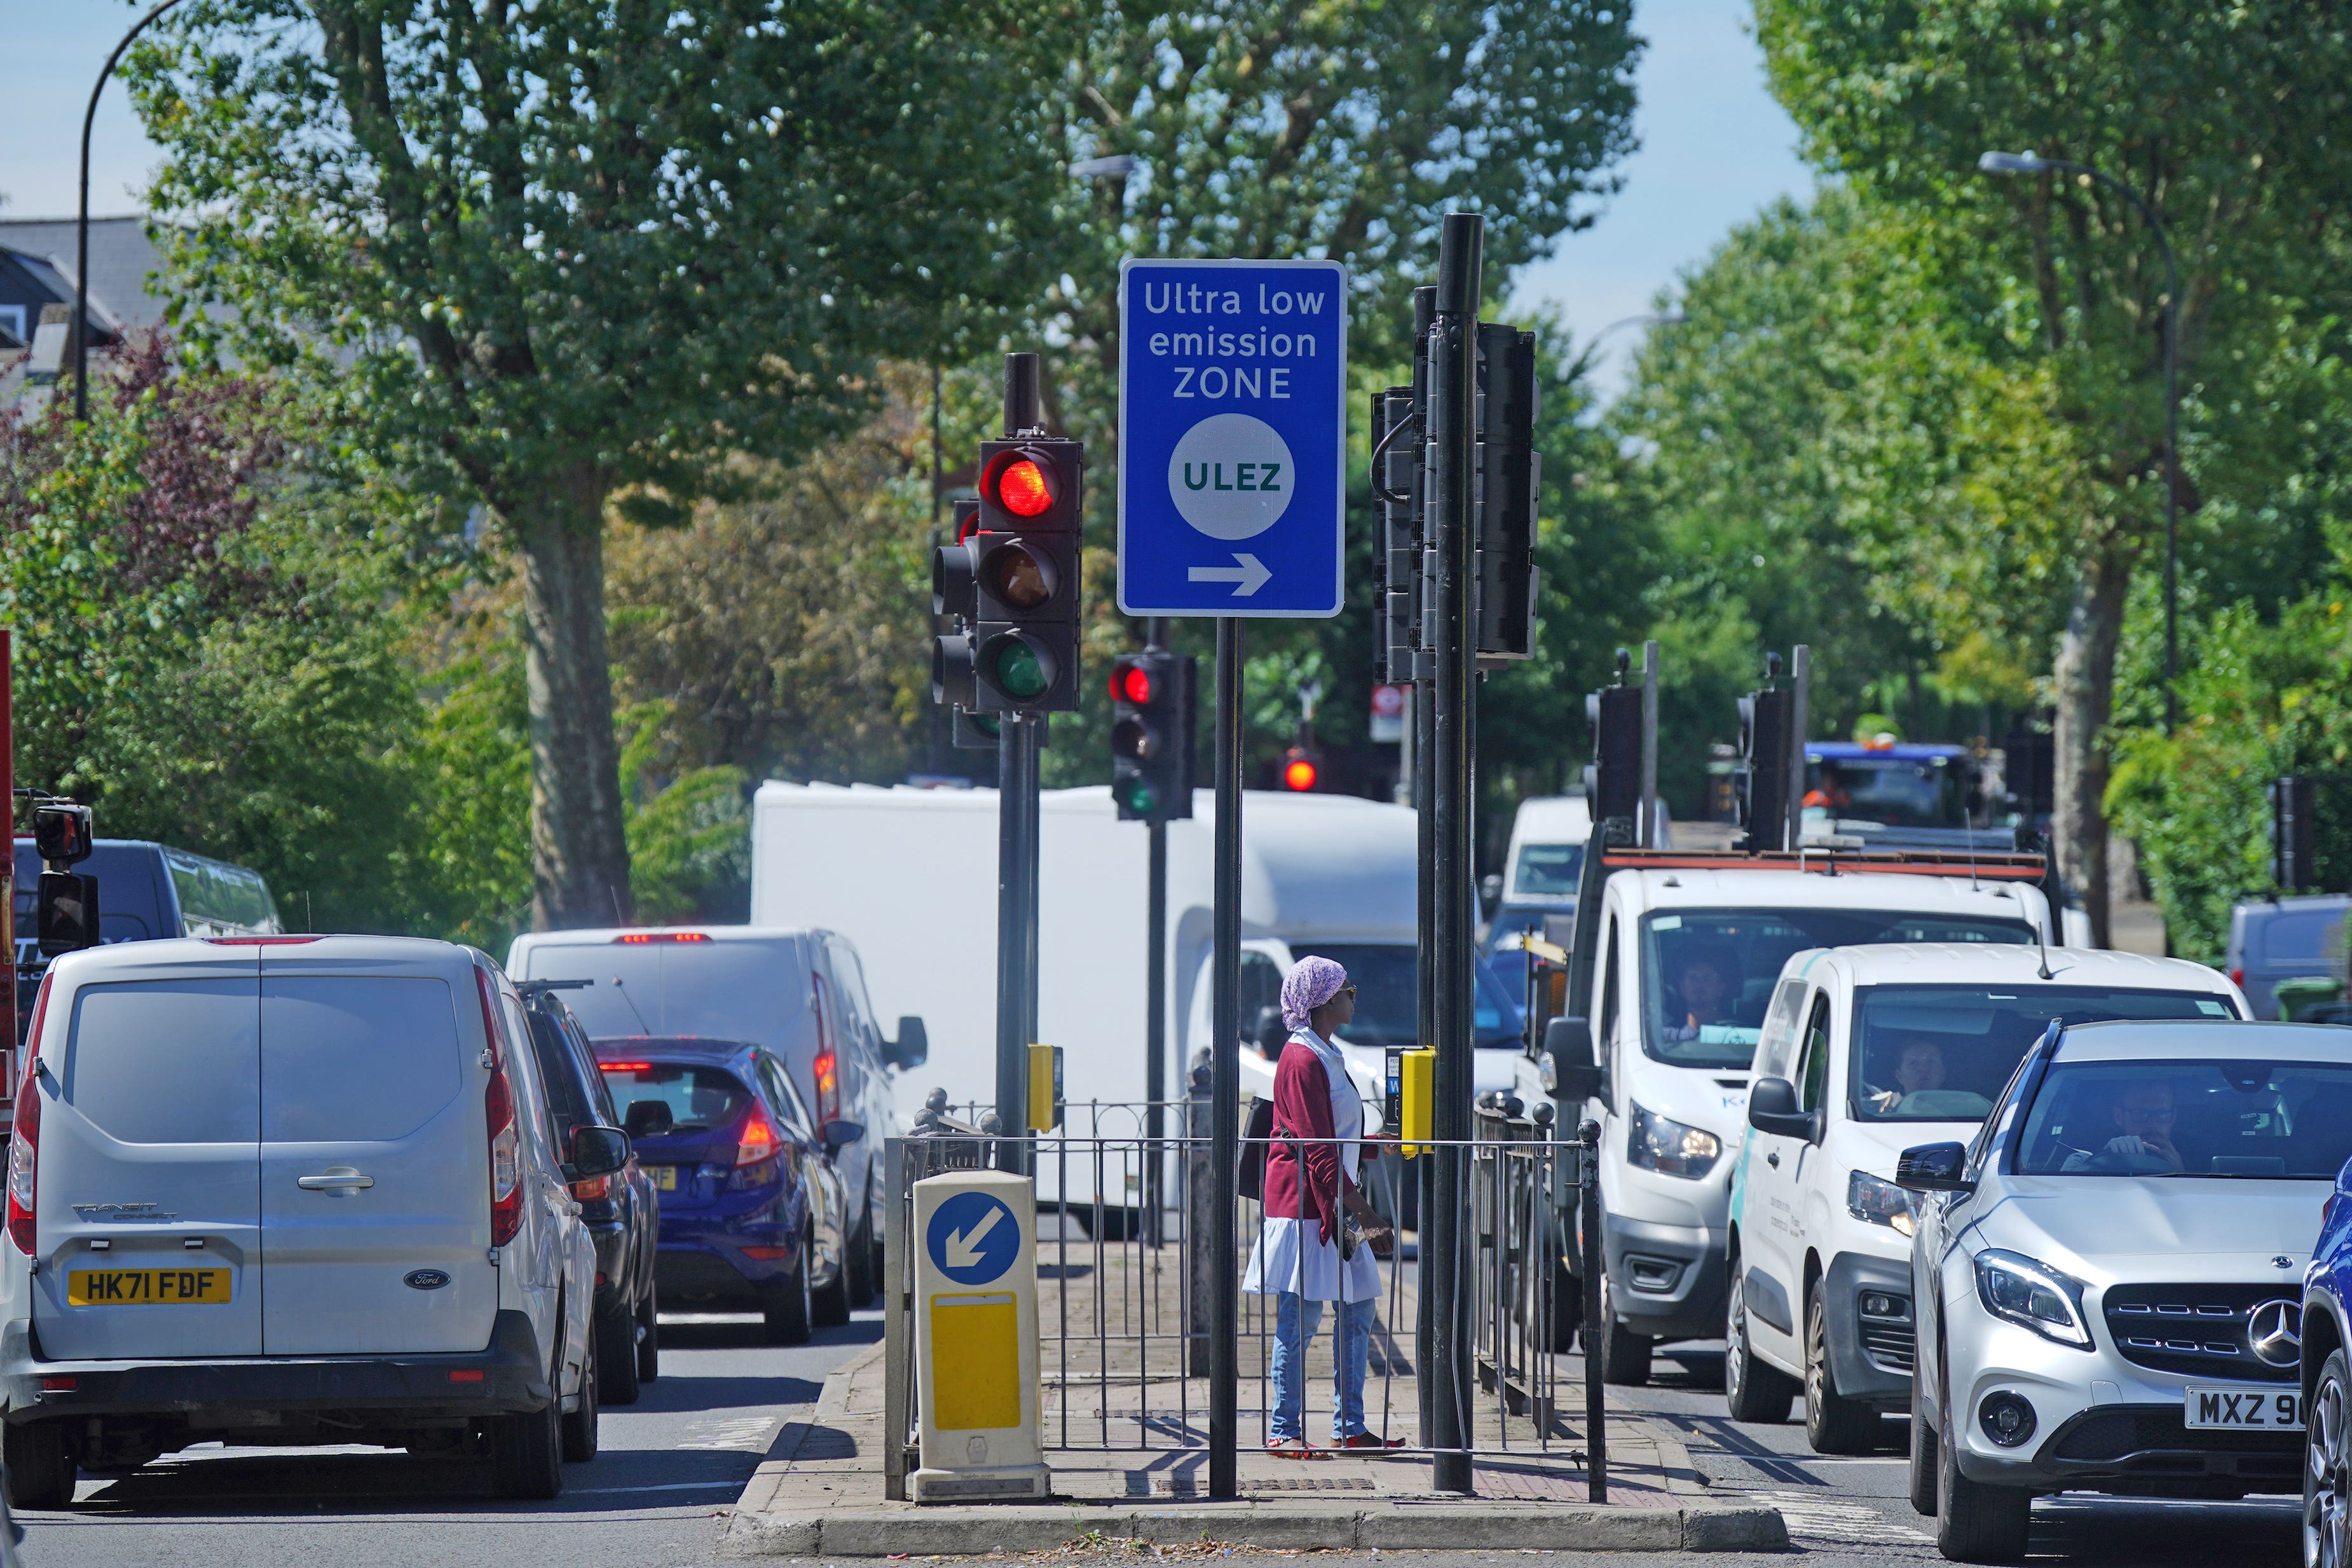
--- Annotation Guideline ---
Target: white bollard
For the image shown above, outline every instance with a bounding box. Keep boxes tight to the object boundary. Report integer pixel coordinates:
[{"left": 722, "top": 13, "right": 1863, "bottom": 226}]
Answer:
[{"left": 910, "top": 1168, "right": 1051, "bottom": 1502}]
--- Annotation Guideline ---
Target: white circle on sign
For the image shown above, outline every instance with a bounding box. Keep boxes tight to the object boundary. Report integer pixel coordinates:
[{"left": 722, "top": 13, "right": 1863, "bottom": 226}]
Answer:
[{"left": 1168, "top": 414, "right": 1295, "bottom": 540}]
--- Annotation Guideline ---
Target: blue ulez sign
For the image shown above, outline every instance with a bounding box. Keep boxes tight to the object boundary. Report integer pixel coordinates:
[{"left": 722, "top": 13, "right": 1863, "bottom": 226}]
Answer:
[{"left": 1118, "top": 259, "right": 1348, "bottom": 618}]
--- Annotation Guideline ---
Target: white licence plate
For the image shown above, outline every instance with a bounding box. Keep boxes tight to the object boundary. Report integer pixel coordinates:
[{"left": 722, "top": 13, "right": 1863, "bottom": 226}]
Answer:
[{"left": 2183, "top": 1384, "right": 2305, "bottom": 1431}]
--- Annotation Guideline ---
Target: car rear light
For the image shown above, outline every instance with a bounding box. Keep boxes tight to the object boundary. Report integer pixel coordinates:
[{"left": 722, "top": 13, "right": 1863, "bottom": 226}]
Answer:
[
  {"left": 448, "top": 1370, "right": 484, "bottom": 1383},
  {"left": 571, "top": 1175, "right": 612, "bottom": 1201},
  {"left": 203, "top": 935, "right": 322, "bottom": 946},
  {"left": 735, "top": 1105, "right": 782, "bottom": 1166},
  {"left": 812, "top": 1049, "right": 841, "bottom": 1127},
  {"left": 599, "top": 1062, "right": 654, "bottom": 1073},
  {"left": 475, "top": 968, "right": 523, "bottom": 1246},
  {"left": 8, "top": 976, "right": 51, "bottom": 1257},
  {"left": 39, "top": 1377, "right": 75, "bottom": 1392},
  {"left": 742, "top": 1246, "right": 795, "bottom": 1260},
  {"left": 613, "top": 932, "right": 710, "bottom": 944},
  {"left": 2230, "top": 967, "right": 2246, "bottom": 988}
]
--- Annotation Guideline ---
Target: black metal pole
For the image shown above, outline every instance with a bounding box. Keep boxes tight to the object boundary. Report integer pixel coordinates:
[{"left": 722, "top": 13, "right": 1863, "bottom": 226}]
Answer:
[
  {"left": 1409, "top": 283, "right": 1438, "bottom": 1445},
  {"left": 75, "top": 0, "right": 189, "bottom": 423},
  {"left": 1208, "top": 616, "right": 1244, "bottom": 1499},
  {"left": 1145, "top": 611, "right": 1173, "bottom": 1246},
  {"left": 995, "top": 714, "right": 1036, "bottom": 1173},
  {"left": 1580, "top": 1117, "right": 1607, "bottom": 1501},
  {"left": 1427, "top": 213, "right": 1482, "bottom": 1497}
]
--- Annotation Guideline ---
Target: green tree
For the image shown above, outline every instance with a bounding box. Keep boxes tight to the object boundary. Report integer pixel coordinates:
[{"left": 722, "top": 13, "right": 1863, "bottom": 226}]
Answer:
[
  {"left": 1753, "top": 0, "right": 2352, "bottom": 939},
  {"left": 128, "top": 0, "right": 1068, "bottom": 929}
]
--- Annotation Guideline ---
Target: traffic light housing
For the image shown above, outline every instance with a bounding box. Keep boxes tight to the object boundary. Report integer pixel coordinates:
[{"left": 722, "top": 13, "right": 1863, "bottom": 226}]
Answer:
[
  {"left": 931, "top": 499, "right": 982, "bottom": 711},
  {"left": 1279, "top": 746, "right": 1322, "bottom": 793},
  {"left": 1371, "top": 385, "right": 1422, "bottom": 684},
  {"left": 1737, "top": 685, "right": 1791, "bottom": 851},
  {"left": 969, "top": 439, "right": 1083, "bottom": 712},
  {"left": 1475, "top": 325, "right": 1540, "bottom": 660},
  {"left": 1109, "top": 651, "right": 1195, "bottom": 823},
  {"left": 1583, "top": 683, "right": 1641, "bottom": 824}
]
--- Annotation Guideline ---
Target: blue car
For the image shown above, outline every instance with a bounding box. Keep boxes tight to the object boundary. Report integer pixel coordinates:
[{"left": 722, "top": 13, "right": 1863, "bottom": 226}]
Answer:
[{"left": 593, "top": 1037, "right": 857, "bottom": 1344}]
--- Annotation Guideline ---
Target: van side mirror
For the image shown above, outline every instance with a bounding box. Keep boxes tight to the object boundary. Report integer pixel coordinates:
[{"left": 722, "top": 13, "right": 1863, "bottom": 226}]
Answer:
[
  {"left": 1254, "top": 1005, "right": 1289, "bottom": 1058},
  {"left": 567, "top": 1125, "right": 631, "bottom": 1181},
  {"left": 888, "top": 1016, "right": 929, "bottom": 1070},
  {"left": 824, "top": 1118, "right": 864, "bottom": 1152},
  {"left": 1747, "top": 1075, "right": 1820, "bottom": 1142},
  {"left": 1542, "top": 1016, "right": 1601, "bottom": 1102},
  {"left": 1895, "top": 1141, "right": 1973, "bottom": 1194},
  {"left": 1479, "top": 873, "right": 1503, "bottom": 915},
  {"left": 624, "top": 1100, "right": 674, "bottom": 1140},
  {"left": 36, "top": 871, "right": 100, "bottom": 958}
]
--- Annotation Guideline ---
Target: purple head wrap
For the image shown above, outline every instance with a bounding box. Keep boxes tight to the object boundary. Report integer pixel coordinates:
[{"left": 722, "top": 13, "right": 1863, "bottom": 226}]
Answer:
[{"left": 1280, "top": 955, "right": 1350, "bottom": 1031}]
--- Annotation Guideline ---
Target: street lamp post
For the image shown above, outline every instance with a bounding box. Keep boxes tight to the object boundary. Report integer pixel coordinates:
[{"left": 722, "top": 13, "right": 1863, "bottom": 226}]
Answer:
[
  {"left": 1978, "top": 149, "right": 2182, "bottom": 732},
  {"left": 74, "top": 0, "right": 189, "bottom": 423}
]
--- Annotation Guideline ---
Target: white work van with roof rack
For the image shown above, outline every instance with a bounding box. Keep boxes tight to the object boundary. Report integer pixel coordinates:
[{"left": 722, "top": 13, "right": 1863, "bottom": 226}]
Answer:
[
  {"left": 1524, "top": 846, "right": 2060, "bottom": 1386},
  {"left": 1723, "top": 944, "right": 2245, "bottom": 1454}
]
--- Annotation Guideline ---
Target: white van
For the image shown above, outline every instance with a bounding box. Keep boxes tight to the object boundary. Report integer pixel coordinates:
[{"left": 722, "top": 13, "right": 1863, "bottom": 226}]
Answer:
[
  {"left": 1538, "top": 858, "right": 2055, "bottom": 1384},
  {"left": 1725, "top": 944, "right": 2246, "bottom": 1452},
  {"left": 0, "top": 936, "right": 608, "bottom": 1507}
]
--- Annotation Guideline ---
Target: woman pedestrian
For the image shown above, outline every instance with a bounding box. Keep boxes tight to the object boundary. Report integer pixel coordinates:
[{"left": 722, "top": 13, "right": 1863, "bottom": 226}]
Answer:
[{"left": 1242, "top": 954, "right": 1399, "bottom": 1456}]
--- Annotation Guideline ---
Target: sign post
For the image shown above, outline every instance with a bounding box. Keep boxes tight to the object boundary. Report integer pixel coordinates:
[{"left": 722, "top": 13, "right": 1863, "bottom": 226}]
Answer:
[{"left": 1118, "top": 257, "right": 1347, "bottom": 1501}]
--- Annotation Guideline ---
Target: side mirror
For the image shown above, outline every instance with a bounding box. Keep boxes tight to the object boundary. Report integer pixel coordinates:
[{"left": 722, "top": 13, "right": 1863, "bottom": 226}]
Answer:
[
  {"left": 824, "top": 1118, "right": 865, "bottom": 1152},
  {"left": 31, "top": 803, "right": 93, "bottom": 867},
  {"left": 1895, "top": 1141, "right": 1973, "bottom": 1194},
  {"left": 624, "top": 1100, "right": 674, "bottom": 1140},
  {"left": 36, "top": 871, "right": 100, "bottom": 958},
  {"left": 1746, "top": 1075, "right": 1820, "bottom": 1141},
  {"left": 1479, "top": 873, "right": 1504, "bottom": 915},
  {"left": 889, "top": 1016, "right": 929, "bottom": 1070},
  {"left": 1541, "top": 1016, "right": 1603, "bottom": 1103},
  {"left": 1254, "top": 1005, "right": 1289, "bottom": 1058},
  {"left": 567, "top": 1124, "right": 631, "bottom": 1181}
]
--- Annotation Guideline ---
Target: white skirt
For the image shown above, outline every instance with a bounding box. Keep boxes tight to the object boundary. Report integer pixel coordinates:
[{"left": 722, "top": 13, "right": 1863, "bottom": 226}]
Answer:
[{"left": 1241, "top": 1213, "right": 1381, "bottom": 1304}]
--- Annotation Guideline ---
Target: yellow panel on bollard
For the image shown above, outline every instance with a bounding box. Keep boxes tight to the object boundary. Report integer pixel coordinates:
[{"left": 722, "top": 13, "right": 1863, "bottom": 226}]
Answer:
[
  {"left": 1026, "top": 1042, "right": 1063, "bottom": 1133},
  {"left": 1399, "top": 1047, "right": 1435, "bottom": 1155},
  {"left": 911, "top": 1169, "right": 1050, "bottom": 1503}
]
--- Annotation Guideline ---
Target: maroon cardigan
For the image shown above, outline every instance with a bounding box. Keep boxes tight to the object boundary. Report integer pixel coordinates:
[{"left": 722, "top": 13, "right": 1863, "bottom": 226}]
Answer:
[{"left": 1263, "top": 1038, "right": 1353, "bottom": 1244}]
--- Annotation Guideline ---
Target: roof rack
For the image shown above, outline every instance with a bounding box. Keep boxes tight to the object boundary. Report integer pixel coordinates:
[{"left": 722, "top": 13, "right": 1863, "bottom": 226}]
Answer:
[{"left": 1598, "top": 845, "right": 2047, "bottom": 882}]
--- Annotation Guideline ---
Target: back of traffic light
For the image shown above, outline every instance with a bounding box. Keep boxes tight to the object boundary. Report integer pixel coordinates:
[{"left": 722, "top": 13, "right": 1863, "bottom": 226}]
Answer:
[
  {"left": 1736, "top": 653, "right": 1791, "bottom": 852},
  {"left": 1109, "top": 651, "right": 1195, "bottom": 823}
]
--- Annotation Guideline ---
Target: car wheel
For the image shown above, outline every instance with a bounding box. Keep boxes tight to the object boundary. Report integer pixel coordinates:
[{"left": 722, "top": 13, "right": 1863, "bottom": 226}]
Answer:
[
  {"left": 562, "top": 1332, "right": 600, "bottom": 1462},
  {"left": 764, "top": 1243, "right": 815, "bottom": 1345},
  {"left": 1805, "top": 1286, "right": 1882, "bottom": 1453},
  {"left": 596, "top": 1291, "right": 641, "bottom": 1407},
  {"left": 4, "top": 1419, "right": 76, "bottom": 1510},
  {"left": 490, "top": 1394, "right": 563, "bottom": 1499},
  {"left": 1724, "top": 1264, "right": 1798, "bottom": 1423},
  {"left": 814, "top": 1238, "right": 853, "bottom": 1328},
  {"left": 2307, "top": 1347, "right": 2351, "bottom": 1568},
  {"left": 1597, "top": 1271, "right": 1653, "bottom": 1387},
  {"left": 1936, "top": 1400, "right": 2030, "bottom": 1562},
  {"left": 1909, "top": 1355, "right": 1939, "bottom": 1517},
  {"left": 636, "top": 1287, "right": 661, "bottom": 1384}
]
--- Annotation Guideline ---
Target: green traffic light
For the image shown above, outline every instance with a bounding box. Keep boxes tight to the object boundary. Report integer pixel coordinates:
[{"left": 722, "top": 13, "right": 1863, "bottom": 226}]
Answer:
[
  {"left": 989, "top": 637, "right": 1051, "bottom": 702},
  {"left": 1123, "top": 781, "right": 1158, "bottom": 815}
]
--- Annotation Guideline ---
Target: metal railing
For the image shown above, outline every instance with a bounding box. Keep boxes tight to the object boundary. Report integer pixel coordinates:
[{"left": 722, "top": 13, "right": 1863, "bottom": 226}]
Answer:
[{"left": 881, "top": 1096, "right": 1608, "bottom": 1500}]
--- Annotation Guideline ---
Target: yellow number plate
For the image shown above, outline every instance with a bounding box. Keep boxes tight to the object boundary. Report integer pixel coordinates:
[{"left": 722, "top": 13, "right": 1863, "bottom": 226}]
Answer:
[
  {"left": 652, "top": 1166, "right": 680, "bottom": 1192},
  {"left": 67, "top": 1268, "right": 231, "bottom": 1306}
]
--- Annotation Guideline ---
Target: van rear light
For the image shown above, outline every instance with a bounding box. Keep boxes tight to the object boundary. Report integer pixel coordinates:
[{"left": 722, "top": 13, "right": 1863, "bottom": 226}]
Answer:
[
  {"left": 613, "top": 932, "right": 709, "bottom": 944},
  {"left": 8, "top": 976, "right": 51, "bottom": 1257},
  {"left": 39, "top": 1377, "right": 75, "bottom": 1392},
  {"left": 599, "top": 1062, "right": 654, "bottom": 1074},
  {"left": 475, "top": 967, "right": 523, "bottom": 1246},
  {"left": 203, "top": 935, "right": 322, "bottom": 946},
  {"left": 448, "top": 1370, "right": 484, "bottom": 1383},
  {"left": 812, "top": 1049, "right": 842, "bottom": 1128},
  {"left": 2231, "top": 967, "right": 2246, "bottom": 988},
  {"left": 570, "top": 1175, "right": 612, "bottom": 1201},
  {"left": 735, "top": 1106, "right": 782, "bottom": 1166}
]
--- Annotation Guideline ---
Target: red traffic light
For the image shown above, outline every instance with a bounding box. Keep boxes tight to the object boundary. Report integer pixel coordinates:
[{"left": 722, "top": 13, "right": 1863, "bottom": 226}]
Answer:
[
  {"left": 985, "top": 450, "right": 1058, "bottom": 519},
  {"left": 1282, "top": 754, "right": 1319, "bottom": 792},
  {"left": 1112, "top": 662, "right": 1155, "bottom": 705}
]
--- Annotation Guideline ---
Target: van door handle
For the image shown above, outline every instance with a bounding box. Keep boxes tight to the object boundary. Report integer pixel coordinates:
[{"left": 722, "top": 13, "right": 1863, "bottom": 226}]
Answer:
[
  {"left": 1766, "top": 1150, "right": 1780, "bottom": 1168},
  {"left": 297, "top": 1170, "right": 376, "bottom": 1192}
]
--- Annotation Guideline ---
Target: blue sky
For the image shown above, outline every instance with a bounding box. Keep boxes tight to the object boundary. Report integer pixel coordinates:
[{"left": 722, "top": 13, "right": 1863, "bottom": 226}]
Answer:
[{"left": 8, "top": 0, "right": 1812, "bottom": 402}]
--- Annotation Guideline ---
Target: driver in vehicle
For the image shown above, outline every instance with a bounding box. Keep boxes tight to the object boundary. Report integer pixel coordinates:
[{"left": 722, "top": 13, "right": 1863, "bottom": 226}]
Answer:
[
  {"left": 1660, "top": 946, "right": 1739, "bottom": 1042},
  {"left": 1864, "top": 1038, "right": 1949, "bottom": 1113},
  {"left": 2062, "top": 1078, "right": 2187, "bottom": 1173}
]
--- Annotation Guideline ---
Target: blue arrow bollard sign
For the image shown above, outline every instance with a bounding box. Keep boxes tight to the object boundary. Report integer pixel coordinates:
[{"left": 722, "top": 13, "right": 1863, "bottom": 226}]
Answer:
[
  {"left": 924, "top": 1190, "right": 1022, "bottom": 1287},
  {"left": 1117, "top": 259, "right": 1348, "bottom": 618}
]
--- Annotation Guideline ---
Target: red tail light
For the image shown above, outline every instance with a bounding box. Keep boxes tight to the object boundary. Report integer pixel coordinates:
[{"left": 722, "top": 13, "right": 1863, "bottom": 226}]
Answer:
[
  {"left": 203, "top": 935, "right": 322, "bottom": 946},
  {"left": 571, "top": 1174, "right": 612, "bottom": 1201},
  {"left": 475, "top": 968, "right": 523, "bottom": 1246},
  {"left": 7, "top": 976, "right": 52, "bottom": 1256},
  {"left": 810, "top": 978, "right": 844, "bottom": 1126},
  {"left": 613, "top": 932, "right": 709, "bottom": 944},
  {"left": 2231, "top": 967, "right": 2246, "bottom": 988},
  {"left": 735, "top": 1105, "right": 782, "bottom": 1166}
]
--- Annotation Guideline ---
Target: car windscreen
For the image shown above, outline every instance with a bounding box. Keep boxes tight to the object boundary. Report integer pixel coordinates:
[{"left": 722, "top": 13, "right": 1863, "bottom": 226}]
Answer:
[
  {"left": 598, "top": 1061, "right": 752, "bottom": 1135},
  {"left": 1852, "top": 985, "right": 2238, "bottom": 1122},
  {"left": 2014, "top": 1057, "right": 2352, "bottom": 1178},
  {"left": 1513, "top": 843, "right": 1585, "bottom": 897},
  {"left": 1640, "top": 906, "right": 2037, "bottom": 1070},
  {"left": 1290, "top": 943, "right": 1521, "bottom": 1049},
  {"left": 1804, "top": 756, "right": 1966, "bottom": 828},
  {"left": 519, "top": 939, "right": 802, "bottom": 1053}
]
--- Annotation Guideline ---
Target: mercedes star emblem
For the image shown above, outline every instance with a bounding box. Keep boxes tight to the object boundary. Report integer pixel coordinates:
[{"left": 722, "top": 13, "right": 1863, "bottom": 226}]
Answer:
[
  {"left": 2275, "top": 1255, "right": 2297, "bottom": 1269},
  {"left": 2249, "top": 1299, "right": 2303, "bottom": 1369}
]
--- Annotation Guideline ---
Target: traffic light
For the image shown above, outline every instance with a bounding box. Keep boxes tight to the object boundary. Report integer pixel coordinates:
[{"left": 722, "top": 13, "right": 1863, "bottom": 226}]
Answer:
[
  {"left": 1475, "top": 325, "right": 1540, "bottom": 660},
  {"left": 931, "top": 499, "right": 982, "bottom": 711},
  {"left": 1279, "top": 746, "right": 1322, "bottom": 793},
  {"left": 1109, "top": 651, "right": 1195, "bottom": 822},
  {"left": 969, "top": 439, "right": 1083, "bottom": 712},
  {"left": 1583, "top": 679, "right": 1641, "bottom": 824},
  {"left": 1371, "top": 385, "right": 1421, "bottom": 683},
  {"left": 1737, "top": 672, "right": 1791, "bottom": 852}
]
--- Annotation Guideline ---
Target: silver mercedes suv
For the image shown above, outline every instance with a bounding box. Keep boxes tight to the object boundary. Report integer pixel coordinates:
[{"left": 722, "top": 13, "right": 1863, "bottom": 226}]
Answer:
[{"left": 1898, "top": 1020, "right": 2352, "bottom": 1563}]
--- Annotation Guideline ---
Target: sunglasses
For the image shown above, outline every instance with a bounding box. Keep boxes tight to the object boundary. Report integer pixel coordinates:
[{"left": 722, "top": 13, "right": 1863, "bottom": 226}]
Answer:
[{"left": 1334, "top": 985, "right": 1358, "bottom": 1001}]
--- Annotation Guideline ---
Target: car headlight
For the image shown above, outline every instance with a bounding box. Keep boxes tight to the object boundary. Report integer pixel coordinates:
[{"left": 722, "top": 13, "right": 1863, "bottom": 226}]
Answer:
[
  {"left": 1627, "top": 1101, "right": 1721, "bottom": 1179},
  {"left": 1847, "top": 1169, "right": 1915, "bottom": 1236},
  {"left": 1971, "top": 1248, "right": 2092, "bottom": 1349}
]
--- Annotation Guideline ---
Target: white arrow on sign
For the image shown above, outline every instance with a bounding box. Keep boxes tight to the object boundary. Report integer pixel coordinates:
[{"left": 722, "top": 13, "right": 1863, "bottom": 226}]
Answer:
[
  {"left": 1187, "top": 554, "right": 1272, "bottom": 597},
  {"left": 945, "top": 1204, "right": 1004, "bottom": 1271}
]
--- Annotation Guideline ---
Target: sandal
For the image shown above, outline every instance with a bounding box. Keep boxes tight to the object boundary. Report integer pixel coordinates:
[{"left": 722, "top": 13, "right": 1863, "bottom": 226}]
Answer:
[
  {"left": 1332, "top": 1432, "right": 1405, "bottom": 1449},
  {"left": 1264, "top": 1436, "right": 1327, "bottom": 1460}
]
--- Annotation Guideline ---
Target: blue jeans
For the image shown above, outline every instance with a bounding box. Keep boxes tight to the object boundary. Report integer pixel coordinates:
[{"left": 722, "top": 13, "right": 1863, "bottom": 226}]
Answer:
[{"left": 1269, "top": 1293, "right": 1376, "bottom": 1442}]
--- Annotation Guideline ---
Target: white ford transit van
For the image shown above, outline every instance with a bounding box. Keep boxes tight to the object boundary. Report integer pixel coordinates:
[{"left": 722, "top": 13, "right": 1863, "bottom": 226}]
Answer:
[{"left": 0, "top": 936, "right": 607, "bottom": 1507}]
